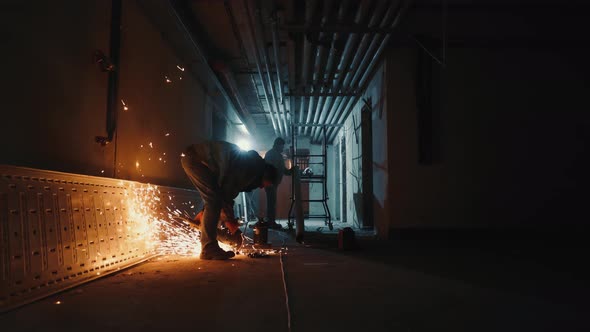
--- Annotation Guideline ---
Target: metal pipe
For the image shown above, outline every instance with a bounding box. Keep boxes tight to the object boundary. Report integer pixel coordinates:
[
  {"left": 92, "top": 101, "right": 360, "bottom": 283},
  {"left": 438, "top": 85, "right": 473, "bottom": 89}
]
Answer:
[
  {"left": 271, "top": 15, "right": 284, "bottom": 104},
  {"left": 304, "top": 94, "right": 315, "bottom": 135},
  {"left": 348, "top": 2, "right": 400, "bottom": 89},
  {"left": 253, "top": 3, "right": 286, "bottom": 137},
  {"left": 312, "top": 0, "right": 381, "bottom": 142},
  {"left": 299, "top": 0, "right": 317, "bottom": 135},
  {"left": 270, "top": 10, "right": 290, "bottom": 136},
  {"left": 310, "top": 0, "right": 350, "bottom": 141},
  {"left": 325, "top": 3, "right": 399, "bottom": 140},
  {"left": 225, "top": 0, "right": 275, "bottom": 131},
  {"left": 327, "top": 0, "right": 410, "bottom": 142},
  {"left": 242, "top": 0, "right": 281, "bottom": 136},
  {"left": 324, "top": 2, "right": 401, "bottom": 142},
  {"left": 168, "top": 1, "right": 254, "bottom": 136},
  {"left": 307, "top": 0, "right": 334, "bottom": 137},
  {"left": 327, "top": 3, "right": 397, "bottom": 141},
  {"left": 327, "top": 3, "right": 397, "bottom": 143}
]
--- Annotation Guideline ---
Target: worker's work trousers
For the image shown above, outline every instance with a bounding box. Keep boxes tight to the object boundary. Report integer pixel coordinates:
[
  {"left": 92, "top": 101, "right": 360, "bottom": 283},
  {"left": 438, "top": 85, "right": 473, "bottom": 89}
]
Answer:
[
  {"left": 181, "top": 151, "right": 222, "bottom": 250},
  {"left": 265, "top": 185, "right": 277, "bottom": 223}
]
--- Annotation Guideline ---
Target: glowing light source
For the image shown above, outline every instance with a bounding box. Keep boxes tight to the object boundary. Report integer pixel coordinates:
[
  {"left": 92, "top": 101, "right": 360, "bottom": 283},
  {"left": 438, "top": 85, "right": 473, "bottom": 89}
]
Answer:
[
  {"left": 180, "top": 153, "right": 186, "bottom": 157},
  {"left": 55, "top": 301, "right": 61, "bottom": 305},
  {"left": 236, "top": 139, "right": 251, "bottom": 151},
  {"left": 177, "top": 65, "right": 185, "bottom": 72}
]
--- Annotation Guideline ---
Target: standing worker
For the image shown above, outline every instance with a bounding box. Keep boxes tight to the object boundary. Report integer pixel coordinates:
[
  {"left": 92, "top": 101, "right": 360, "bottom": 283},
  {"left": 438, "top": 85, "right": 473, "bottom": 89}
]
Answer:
[
  {"left": 263, "top": 137, "right": 292, "bottom": 229},
  {"left": 182, "top": 141, "right": 278, "bottom": 260}
]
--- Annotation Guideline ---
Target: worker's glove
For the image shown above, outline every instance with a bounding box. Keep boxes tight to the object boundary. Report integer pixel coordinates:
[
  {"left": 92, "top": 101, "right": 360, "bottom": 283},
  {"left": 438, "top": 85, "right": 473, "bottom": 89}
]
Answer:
[{"left": 224, "top": 218, "right": 240, "bottom": 235}]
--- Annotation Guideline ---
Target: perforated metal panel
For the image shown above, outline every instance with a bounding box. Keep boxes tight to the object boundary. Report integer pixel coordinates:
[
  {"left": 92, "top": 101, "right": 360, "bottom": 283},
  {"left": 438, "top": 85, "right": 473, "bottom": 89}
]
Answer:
[{"left": 0, "top": 165, "right": 200, "bottom": 312}]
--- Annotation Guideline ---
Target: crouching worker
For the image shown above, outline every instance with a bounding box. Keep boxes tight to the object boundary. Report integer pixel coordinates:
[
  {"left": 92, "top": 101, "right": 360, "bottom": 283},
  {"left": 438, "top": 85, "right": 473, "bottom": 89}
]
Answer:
[{"left": 181, "top": 141, "right": 277, "bottom": 260}]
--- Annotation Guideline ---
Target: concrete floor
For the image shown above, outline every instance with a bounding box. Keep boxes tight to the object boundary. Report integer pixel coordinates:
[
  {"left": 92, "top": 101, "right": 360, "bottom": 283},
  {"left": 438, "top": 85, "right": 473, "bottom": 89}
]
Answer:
[{"left": 1, "top": 225, "right": 588, "bottom": 332}]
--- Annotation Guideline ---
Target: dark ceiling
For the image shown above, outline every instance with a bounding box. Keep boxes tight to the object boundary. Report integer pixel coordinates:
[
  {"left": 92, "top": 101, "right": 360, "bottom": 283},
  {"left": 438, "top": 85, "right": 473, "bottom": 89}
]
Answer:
[{"left": 141, "top": 0, "right": 590, "bottom": 147}]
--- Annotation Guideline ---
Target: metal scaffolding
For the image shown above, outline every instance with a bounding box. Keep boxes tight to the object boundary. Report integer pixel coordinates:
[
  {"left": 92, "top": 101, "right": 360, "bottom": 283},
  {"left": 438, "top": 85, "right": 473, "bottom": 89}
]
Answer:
[{"left": 288, "top": 124, "right": 336, "bottom": 231}]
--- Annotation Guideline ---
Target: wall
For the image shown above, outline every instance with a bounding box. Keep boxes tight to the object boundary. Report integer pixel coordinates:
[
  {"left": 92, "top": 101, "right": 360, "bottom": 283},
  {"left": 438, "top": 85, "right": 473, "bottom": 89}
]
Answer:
[
  {"left": 337, "top": 64, "right": 388, "bottom": 237},
  {"left": 0, "top": 1, "right": 236, "bottom": 191},
  {"left": 386, "top": 45, "right": 590, "bottom": 230}
]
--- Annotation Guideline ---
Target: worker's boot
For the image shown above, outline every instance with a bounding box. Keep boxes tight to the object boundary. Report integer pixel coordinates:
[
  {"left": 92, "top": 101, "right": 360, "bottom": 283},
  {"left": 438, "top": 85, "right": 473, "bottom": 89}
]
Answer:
[
  {"left": 200, "top": 243, "right": 235, "bottom": 260},
  {"left": 217, "top": 228, "right": 243, "bottom": 249},
  {"left": 267, "top": 221, "right": 282, "bottom": 230}
]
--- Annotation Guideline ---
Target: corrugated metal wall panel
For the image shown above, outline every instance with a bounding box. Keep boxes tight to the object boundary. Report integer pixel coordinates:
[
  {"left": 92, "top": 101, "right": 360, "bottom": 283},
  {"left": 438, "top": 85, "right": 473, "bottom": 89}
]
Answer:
[{"left": 0, "top": 165, "right": 200, "bottom": 312}]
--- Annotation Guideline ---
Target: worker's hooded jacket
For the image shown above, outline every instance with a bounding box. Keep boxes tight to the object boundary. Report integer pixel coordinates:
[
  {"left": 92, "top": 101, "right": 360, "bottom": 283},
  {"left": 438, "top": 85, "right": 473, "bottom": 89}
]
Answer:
[{"left": 185, "top": 141, "right": 265, "bottom": 204}]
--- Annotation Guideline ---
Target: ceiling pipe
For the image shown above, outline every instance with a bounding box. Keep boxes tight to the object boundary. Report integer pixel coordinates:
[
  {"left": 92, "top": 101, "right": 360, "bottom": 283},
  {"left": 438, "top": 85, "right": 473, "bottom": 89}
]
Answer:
[
  {"left": 327, "top": 0, "right": 410, "bottom": 142},
  {"left": 285, "top": 0, "right": 296, "bottom": 139},
  {"left": 270, "top": 12, "right": 290, "bottom": 137},
  {"left": 310, "top": 0, "right": 351, "bottom": 141},
  {"left": 252, "top": 2, "right": 287, "bottom": 137},
  {"left": 168, "top": 1, "right": 254, "bottom": 136},
  {"left": 312, "top": 0, "right": 384, "bottom": 142},
  {"left": 348, "top": 1, "right": 401, "bottom": 90},
  {"left": 325, "top": 2, "right": 400, "bottom": 141},
  {"left": 308, "top": 0, "right": 335, "bottom": 138},
  {"left": 299, "top": 0, "right": 318, "bottom": 135},
  {"left": 242, "top": 0, "right": 282, "bottom": 137}
]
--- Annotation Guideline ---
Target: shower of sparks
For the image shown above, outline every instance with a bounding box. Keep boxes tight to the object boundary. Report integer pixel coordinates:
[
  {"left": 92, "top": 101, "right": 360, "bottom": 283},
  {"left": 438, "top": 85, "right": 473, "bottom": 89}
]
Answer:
[
  {"left": 121, "top": 99, "right": 129, "bottom": 111},
  {"left": 149, "top": 142, "right": 153, "bottom": 148},
  {"left": 125, "top": 183, "right": 232, "bottom": 257},
  {"left": 55, "top": 301, "right": 61, "bottom": 305},
  {"left": 165, "top": 76, "right": 172, "bottom": 83},
  {"left": 101, "top": 170, "right": 105, "bottom": 174},
  {"left": 135, "top": 161, "right": 140, "bottom": 169},
  {"left": 181, "top": 153, "right": 186, "bottom": 157},
  {"left": 165, "top": 133, "right": 170, "bottom": 137},
  {"left": 177, "top": 65, "right": 185, "bottom": 72}
]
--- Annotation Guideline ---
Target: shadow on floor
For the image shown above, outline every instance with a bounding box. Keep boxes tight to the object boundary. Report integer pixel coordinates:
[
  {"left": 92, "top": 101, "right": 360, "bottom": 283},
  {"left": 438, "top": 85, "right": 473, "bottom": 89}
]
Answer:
[{"left": 295, "top": 228, "right": 590, "bottom": 309}]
